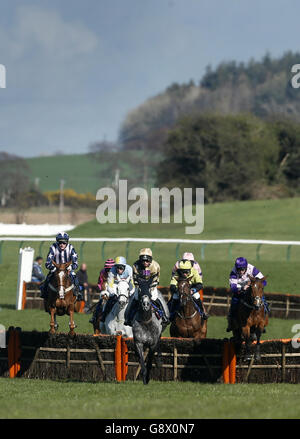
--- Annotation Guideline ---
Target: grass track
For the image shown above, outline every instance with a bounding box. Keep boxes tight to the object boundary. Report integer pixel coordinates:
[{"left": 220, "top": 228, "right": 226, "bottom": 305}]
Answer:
[
  {"left": 1, "top": 197, "right": 300, "bottom": 419},
  {"left": 0, "top": 379, "right": 300, "bottom": 419}
]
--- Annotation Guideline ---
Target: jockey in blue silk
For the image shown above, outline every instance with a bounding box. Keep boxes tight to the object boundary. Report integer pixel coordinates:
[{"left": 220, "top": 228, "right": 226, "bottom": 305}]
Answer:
[
  {"left": 40, "top": 232, "right": 83, "bottom": 300},
  {"left": 100, "top": 256, "right": 134, "bottom": 323},
  {"left": 227, "top": 256, "right": 270, "bottom": 332}
]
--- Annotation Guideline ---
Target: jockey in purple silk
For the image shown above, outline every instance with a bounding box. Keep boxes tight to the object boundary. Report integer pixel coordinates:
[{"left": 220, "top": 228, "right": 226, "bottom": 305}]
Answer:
[{"left": 227, "top": 257, "right": 269, "bottom": 332}]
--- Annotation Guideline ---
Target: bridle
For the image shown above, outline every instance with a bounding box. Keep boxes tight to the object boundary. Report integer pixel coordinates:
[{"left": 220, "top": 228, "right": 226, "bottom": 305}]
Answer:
[
  {"left": 49, "top": 268, "right": 74, "bottom": 299},
  {"left": 240, "top": 281, "right": 263, "bottom": 311},
  {"left": 176, "top": 280, "right": 198, "bottom": 320}
]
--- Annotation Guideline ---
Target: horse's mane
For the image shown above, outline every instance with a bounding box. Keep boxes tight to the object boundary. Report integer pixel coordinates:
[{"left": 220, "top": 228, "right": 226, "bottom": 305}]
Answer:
[{"left": 137, "top": 276, "right": 154, "bottom": 297}]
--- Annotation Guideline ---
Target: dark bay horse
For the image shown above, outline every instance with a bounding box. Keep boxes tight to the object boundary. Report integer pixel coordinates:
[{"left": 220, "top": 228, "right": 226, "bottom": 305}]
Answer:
[
  {"left": 132, "top": 276, "right": 163, "bottom": 385},
  {"left": 44, "top": 261, "right": 77, "bottom": 335},
  {"left": 232, "top": 277, "right": 269, "bottom": 361},
  {"left": 170, "top": 279, "right": 207, "bottom": 340},
  {"left": 93, "top": 289, "right": 109, "bottom": 336}
]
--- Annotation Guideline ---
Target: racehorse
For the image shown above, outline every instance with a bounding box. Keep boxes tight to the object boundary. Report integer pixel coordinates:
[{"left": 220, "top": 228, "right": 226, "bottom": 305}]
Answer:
[
  {"left": 93, "top": 290, "right": 109, "bottom": 336},
  {"left": 105, "top": 280, "right": 133, "bottom": 337},
  {"left": 132, "top": 276, "right": 164, "bottom": 385},
  {"left": 169, "top": 279, "right": 207, "bottom": 340},
  {"left": 232, "top": 276, "right": 269, "bottom": 361},
  {"left": 44, "top": 261, "right": 77, "bottom": 335}
]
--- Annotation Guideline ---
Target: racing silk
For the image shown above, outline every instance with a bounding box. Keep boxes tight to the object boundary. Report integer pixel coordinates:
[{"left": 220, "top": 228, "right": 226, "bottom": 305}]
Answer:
[
  {"left": 107, "top": 265, "right": 134, "bottom": 296},
  {"left": 229, "top": 263, "right": 267, "bottom": 294},
  {"left": 45, "top": 242, "right": 78, "bottom": 272},
  {"left": 132, "top": 259, "right": 160, "bottom": 287},
  {"left": 170, "top": 267, "right": 203, "bottom": 291},
  {"left": 172, "top": 260, "right": 202, "bottom": 277},
  {"left": 98, "top": 269, "right": 109, "bottom": 291}
]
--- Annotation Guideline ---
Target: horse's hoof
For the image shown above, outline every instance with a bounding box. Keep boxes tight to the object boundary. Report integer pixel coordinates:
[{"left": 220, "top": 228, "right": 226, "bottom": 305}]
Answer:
[{"left": 255, "top": 354, "right": 261, "bottom": 362}]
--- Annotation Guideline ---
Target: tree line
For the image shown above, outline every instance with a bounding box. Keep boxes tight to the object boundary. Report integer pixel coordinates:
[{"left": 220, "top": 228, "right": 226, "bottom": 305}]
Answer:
[{"left": 157, "top": 114, "right": 300, "bottom": 202}]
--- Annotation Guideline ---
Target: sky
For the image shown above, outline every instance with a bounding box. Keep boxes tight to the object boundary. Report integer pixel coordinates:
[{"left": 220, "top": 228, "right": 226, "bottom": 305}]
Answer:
[{"left": 0, "top": 0, "right": 300, "bottom": 157}]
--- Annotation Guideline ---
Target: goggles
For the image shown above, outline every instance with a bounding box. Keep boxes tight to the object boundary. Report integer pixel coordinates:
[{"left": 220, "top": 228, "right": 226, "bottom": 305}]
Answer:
[{"left": 116, "top": 265, "right": 125, "bottom": 270}]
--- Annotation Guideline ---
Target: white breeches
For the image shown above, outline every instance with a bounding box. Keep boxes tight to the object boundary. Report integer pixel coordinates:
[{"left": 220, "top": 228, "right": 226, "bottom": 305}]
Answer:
[{"left": 133, "top": 286, "right": 158, "bottom": 301}]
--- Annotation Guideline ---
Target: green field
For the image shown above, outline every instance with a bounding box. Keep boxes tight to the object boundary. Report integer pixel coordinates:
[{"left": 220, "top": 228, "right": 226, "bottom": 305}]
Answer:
[
  {"left": 0, "top": 379, "right": 299, "bottom": 419},
  {"left": 25, "top": 151, "right": 160, "bottom": 194},
  {"left": 1, "top": 196, "right": 300, "bottom": 419}
]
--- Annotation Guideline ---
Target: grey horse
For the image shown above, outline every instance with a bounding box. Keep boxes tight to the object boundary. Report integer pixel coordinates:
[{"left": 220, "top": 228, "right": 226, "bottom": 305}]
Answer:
[{"left": 132, "top": 276, "right": 165, "bottom": 385}]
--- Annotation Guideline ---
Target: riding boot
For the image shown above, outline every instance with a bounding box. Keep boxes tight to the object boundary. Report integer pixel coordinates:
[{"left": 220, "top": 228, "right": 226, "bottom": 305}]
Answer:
[
  {"left": 226, "top": 300, "right": 239, "bottom": 332},
  {"left": 40, "top": 272, "right": 52, "bottom": 299},
  {"left": 124, "top": 298, "right": 138, "bottom": 326},
  {"left": 100, "top": 296, "right": 116, "bottom": 323},
  {"left": 70, "top": 273, "right": 83, "bottom": 301},
  {"left": 89, "top": 300, "right": 102, "bottom": 324},
  {"left": 153, "top": 299, "right": 169, "bottom": 324},
  {"left": 194, "top": 298, "right": 209, "bottom": 320},
  {"left": 168, "top": 298, "right": 179, "bottom": 321},
  {"left": 262, "top": 295, "right": 270, "bottom": 315}
]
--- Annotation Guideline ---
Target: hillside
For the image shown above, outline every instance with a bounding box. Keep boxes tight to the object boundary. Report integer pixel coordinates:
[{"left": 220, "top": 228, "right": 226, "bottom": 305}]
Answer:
[
  {"left": 25, "top": 149, "right": 161, "bottom": 194},
  {"left": 119, "top": 51, "right": 300, "bottom": 152},
  {"left": 25, "top": 154, "right": 102, "bottom": 194}
]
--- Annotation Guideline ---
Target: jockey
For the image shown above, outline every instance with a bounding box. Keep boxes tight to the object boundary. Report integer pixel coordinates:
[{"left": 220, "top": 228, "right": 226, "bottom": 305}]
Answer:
[
  {"left": 124, "top": 248, "right": 170, "bottom": 326},
  {"left": 40, "top": 232, "right": 82, "bottom": 300},
  {"left": 89, "top": 258, "right": 115, "bottom": 325},
  {"left": 168, "top": 260, "right": 209, "bottom": 321},
  {"left": 172, "top": 252, "right": 202, "bottom": 277},
  {"left": 100, "top": 256, "right": 134, "bottom": 323},
  {"left": 227, "top": 257, "right": 269, "bottom": 332}
]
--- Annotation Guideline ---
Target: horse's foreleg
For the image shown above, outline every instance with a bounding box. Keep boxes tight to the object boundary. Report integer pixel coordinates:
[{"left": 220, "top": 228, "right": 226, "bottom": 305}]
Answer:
[
  {"left": 242, "top": 326, "right": 252, "bottom": 361},
  {"left": 69, "top": 305, "right": 76, "bottom": 336},
  {"left": 255, "top": 325, "right": 264, "bottom": 361},
  {"left": 49, "top": 307, "right": 56, "bottom": 334},
  {"left": 146, "top": 349, "right": 154, "bottom": 385},
  {"left": 136, "top": 342, "right": 147, "bottom": 385}
]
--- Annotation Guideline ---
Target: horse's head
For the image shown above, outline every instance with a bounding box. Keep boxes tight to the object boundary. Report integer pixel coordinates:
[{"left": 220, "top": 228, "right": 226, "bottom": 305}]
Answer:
[
  {"left": 116, "top": 280, "right": 130, "bottom": 309},
  {"left": 52, "top": 261, "right": 72, "bottom": 299},
  {"left": 137, "top": 275, "right": 154, "bottom": 299},
  {"left": 177, "top": 279, "right": 192, "bottom": 307},
  {"left": 249, "top": 276, "right": 265, "bottom": 310}
]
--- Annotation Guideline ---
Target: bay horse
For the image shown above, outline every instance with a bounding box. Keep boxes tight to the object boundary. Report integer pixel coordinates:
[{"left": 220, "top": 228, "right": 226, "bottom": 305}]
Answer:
[
  {"left": 170, "top": 279, "right": 207, "bottom": 340},
  {"left": 93, "top": 289, "right": 109, "bottom": 336},
  {"left": 105, "top": 280, "right": 133, "bottom": 337},
  {"left": 232, "top": 276, "right": 269, "bottom": 361},
  {"left": 44, "top": 261, "right": 77, "bottom": 336},
  {"left": 132, "top": 276, "right": 163, "bottom": 385}
]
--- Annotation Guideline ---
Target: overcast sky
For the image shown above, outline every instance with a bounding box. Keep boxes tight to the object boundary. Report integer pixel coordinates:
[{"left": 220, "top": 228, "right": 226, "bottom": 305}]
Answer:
[{"left": 0, "top": 0, "right": 300, "bottom": 157}]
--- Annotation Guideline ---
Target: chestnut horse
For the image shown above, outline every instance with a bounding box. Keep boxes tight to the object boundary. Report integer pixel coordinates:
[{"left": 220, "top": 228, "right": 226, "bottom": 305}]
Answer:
[
  {"left": 44, "top": 261, "right": 77, "bottom": 335},
  {"left": 232, "top": 277, "right": 269, "bottom": 361},
  {"left": 170, "top": 279, "right": 207, "bottom": 340}
]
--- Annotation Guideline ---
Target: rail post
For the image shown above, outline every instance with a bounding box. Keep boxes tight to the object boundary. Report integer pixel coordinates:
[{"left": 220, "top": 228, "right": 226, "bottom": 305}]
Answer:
[
  {"left": 101, "top": 241, "right": 106, "bottom": 260},
  {"left": 222, "top": 340, "right": 230, "bottom": 384},
  {"left": 115, "top": 335, "right": 122, "bottom": 382},
  {"left": 256, "top": 243, "right": 262, "bottom": 261},
  {"left": 0, "top": 241, "right": 3, "bottom": 264}
]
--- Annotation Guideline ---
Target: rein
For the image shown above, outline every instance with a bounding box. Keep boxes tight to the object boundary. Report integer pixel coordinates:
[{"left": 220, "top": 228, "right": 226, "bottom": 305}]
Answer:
[
  {"left": 176, "top": 308, "right": 197, "bottom": 320},
  {"left": 49, "top": 283, "right": 74, "bottom": 294},
  {"left": 240, "top": 286, "right": 263, "bottom": 311}
]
